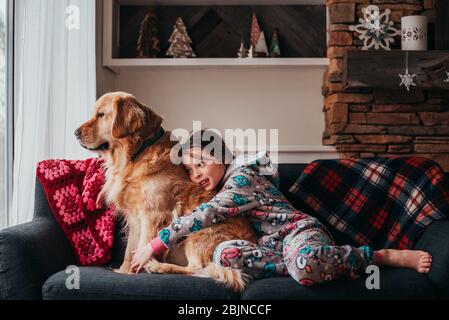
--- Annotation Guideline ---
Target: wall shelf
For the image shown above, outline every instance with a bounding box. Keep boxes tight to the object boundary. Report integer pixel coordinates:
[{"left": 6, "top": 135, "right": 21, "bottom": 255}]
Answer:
[
  {"left": 105, "top": 57, "right": 329, "bottom": 70},
  {"left": 343, "top": 50, "right": 449, "bottom": 90},
  {"left": 115, "top": 1, "right": 325, "bottom": 4},
  {"left": 102, "top": 0, "right": 328, "bottom": 71}
]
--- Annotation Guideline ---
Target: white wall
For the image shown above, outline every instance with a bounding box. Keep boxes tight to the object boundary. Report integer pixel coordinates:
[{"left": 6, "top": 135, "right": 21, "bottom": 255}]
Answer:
[
  {"left": 114, "top": 67, "right": 328, "bottom": 148},
  {"left": 96, "top": 0, "right": 116, "bottom": 97}
]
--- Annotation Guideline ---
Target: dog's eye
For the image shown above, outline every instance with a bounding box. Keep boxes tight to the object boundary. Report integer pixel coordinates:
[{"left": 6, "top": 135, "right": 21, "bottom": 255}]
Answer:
[{"left": 97, "top": 113, "right": 105, "bottom": 118}]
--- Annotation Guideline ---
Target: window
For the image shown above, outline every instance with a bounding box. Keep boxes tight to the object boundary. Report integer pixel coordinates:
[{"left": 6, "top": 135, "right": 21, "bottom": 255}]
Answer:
[{"left": 0, "top": 0, "right": 8, "bottom": 229}]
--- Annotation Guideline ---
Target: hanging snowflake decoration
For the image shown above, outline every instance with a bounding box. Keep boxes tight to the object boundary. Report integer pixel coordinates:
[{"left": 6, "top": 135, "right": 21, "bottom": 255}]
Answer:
[
  {"left": 349, "top": 5, "right": 400, "bottom": 51},
  {"left": 399, "top": 72, "right": 416, "bottom": 91},
  {"left": 444, "top": 71, "right": 449, "bottom": 83},
  {"left": 399, "top": 51, "right": 416, "bottom": 91}
]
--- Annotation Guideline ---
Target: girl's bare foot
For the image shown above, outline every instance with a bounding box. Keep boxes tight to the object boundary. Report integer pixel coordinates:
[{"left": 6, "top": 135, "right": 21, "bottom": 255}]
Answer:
[{"left": 373, "top": 249, "right": 432, "bottom": 274}]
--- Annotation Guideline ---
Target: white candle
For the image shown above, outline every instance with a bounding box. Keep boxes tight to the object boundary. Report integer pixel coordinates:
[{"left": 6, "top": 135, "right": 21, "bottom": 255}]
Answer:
[{"left": 401, "top": 15, "right": 428, "bottom": 51}]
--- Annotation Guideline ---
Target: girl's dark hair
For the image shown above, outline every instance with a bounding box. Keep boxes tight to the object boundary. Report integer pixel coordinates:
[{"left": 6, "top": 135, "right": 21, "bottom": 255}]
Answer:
[{"left": 181, "top": 129, "right": 234, "bottom": 165}]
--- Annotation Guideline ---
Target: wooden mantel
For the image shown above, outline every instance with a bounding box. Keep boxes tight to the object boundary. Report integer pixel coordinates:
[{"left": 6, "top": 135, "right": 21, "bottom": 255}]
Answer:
[{"left": 343, "top": 50, "right": 449, "bottom": 90}]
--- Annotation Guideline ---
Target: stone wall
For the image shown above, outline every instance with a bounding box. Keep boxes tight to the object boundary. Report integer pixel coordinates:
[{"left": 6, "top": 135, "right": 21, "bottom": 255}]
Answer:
[{"left": 322, "top": 0, "right": 449, "bottom": 170}]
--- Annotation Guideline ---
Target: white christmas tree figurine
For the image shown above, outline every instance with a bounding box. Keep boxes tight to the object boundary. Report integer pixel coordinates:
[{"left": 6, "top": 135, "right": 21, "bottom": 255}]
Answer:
[
  {"left": 247, "top": 45, "right": 255, "bottom": 58},
  {"left": 237, "top": 41, "right": 247, "bottom": 58},
  {"left": 254, "top": 31, "right": 269, "bottom": 57},
  {"left": 166, "top": 17, "right": 196, "bottom": 58}
]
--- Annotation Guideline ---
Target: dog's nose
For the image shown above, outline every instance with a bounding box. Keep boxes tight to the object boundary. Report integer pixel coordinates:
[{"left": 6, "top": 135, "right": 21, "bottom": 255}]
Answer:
[{"left": 74, "top": 129, "right": 82, "bottom": 138}]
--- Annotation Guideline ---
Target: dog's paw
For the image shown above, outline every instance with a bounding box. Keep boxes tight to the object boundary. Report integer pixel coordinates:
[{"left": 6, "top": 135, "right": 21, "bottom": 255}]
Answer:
[
  {"left": 144, "top": 259, "right": 162, "bottom": 274},
  {"left": 113, "top": 268, "right": 128, "bottom": 274},
  {"left": 113, "top": 264, "right": 131, "bottom": 274},
  {"left": 96, "top": 190, "right": 106, "bottom": 209}
]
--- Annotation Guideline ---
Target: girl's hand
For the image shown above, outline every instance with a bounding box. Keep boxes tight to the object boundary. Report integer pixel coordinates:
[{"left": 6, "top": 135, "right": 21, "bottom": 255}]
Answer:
[{"left": 130, "top": 243, "right": 154, "bottom": 274}]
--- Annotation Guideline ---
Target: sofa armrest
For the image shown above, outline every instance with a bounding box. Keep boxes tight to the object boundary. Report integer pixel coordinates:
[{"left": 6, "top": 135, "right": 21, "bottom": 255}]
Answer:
[
  {"left": 0, "top": 217, "right": 76, "bottom": 299},
  {"left": 414, "top": 219, "right": 449, "bottom": 299},
  {"left": 34, "top": 179, "right": 54, "bottom": 219}
]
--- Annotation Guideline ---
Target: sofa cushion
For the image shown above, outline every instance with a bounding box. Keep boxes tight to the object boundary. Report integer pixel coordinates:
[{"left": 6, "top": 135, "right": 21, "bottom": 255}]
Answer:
[
  {"left": 241, "top": 268, "right": 436, "bottom": 300},
  {"left": 413, "top": 219, "right": 449, "bottom": 298},
  {"left": 42, "top": 267, "right": 240, "bottom": 300},
  {"left": 42, "top": 266, "right": 436, "bottom": 300}
]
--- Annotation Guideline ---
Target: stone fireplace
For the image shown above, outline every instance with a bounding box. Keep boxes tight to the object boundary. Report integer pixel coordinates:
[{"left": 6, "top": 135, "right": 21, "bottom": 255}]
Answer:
[{"left": 322, "top": 0, "right": 449, "bottom": 170}]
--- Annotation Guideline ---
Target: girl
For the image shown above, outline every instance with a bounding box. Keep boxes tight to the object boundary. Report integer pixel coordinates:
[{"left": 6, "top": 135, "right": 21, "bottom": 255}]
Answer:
[{"left": 131, "top": 130, "right": 432, "bottom": 286}]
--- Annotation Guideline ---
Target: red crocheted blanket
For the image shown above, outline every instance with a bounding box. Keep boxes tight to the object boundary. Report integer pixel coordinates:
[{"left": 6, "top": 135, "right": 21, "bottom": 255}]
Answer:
[{"left": 36, "top": 158, "right": 116, "bottom": 266}]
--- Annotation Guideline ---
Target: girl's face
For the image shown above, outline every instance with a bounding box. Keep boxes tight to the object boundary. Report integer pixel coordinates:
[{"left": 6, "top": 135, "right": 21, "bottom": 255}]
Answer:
[{"left": 183, "top": 148, "right": 226, "bottom": 191}]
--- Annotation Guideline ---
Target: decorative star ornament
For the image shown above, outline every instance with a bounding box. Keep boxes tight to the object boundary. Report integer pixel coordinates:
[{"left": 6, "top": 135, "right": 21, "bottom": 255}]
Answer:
[
  {"left": 444, "top": 71, "right": 449, "bottom": 83},
  {"left": 399, "top": 71, "right": 416, "bottom": 91},
  {"left": 399, "top": 51, "right": 416, "bottom": 91}
]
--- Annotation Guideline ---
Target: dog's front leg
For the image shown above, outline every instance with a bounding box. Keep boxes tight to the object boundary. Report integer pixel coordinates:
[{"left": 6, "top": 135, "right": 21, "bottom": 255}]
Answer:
[
  {"left": 137, "top": 212, "right": 153, "bottom": 249},
  {"left": 116, "top": 215, "right": 140, "bottom": 274}
]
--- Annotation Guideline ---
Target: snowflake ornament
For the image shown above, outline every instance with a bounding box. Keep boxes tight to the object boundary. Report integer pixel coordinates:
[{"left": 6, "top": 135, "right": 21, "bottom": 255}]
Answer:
[
  {"left": 349, "top": 5, "right": 400, "bottom": 51},
  {"left": 399, "top": 52, "right": 416, "bottom": 91},
  {"left": 399, "top": 72, "right": 416, "bottom": 91}
]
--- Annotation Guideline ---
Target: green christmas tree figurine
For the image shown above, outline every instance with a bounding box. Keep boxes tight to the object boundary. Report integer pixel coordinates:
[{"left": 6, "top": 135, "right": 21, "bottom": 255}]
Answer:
[{"left": 269, "top": 30, "right": 281, "bottom": 57}]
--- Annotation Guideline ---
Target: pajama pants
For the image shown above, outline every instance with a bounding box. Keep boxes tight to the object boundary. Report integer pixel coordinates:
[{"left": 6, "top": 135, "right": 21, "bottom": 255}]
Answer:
[{"left": 212, "top": 218, "right": 374, "bottom": 286}]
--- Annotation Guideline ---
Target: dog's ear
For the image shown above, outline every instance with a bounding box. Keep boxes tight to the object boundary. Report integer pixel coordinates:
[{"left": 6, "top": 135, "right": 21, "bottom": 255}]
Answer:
[
  {"left": 112, "top": 96, "right": 144, "bottom": 139},
  {"left": 112, "top": 96, "right": 162, "bottom": 139}
]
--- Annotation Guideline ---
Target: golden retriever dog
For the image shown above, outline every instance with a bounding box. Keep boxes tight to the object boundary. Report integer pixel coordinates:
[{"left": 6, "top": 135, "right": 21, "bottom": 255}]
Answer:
[{"left": 75, "top": 92, "right": 256, "bottom": 292}]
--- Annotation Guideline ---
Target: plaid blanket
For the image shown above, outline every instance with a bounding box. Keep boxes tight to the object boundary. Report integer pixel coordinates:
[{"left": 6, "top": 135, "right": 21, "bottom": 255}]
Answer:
[
  {"left": 36, "top": 158, "right": 116, "bottom": 266},
  {"left": 289, "top": 157, "right": 449, "bottom": 250}
]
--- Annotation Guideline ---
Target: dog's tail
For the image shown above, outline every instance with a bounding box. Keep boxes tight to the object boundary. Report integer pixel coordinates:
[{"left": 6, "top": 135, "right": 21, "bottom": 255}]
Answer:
[{"left": 194, "top": 263, "right": 252, "bottom": 293}]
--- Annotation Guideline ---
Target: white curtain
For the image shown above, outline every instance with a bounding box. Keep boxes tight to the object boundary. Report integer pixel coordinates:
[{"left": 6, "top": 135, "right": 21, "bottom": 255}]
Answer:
[{"left": 11, "top": 0, "right": 96, "bottom": 226}]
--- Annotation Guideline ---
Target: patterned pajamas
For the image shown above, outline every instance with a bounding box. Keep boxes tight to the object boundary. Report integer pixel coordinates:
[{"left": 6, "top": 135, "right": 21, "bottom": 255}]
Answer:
[
  {"left": 151, "top": 153, "right": 375, "bottom": 287},
  {"left": 213, "top": 217, "right": 374, "bottom": 286}
]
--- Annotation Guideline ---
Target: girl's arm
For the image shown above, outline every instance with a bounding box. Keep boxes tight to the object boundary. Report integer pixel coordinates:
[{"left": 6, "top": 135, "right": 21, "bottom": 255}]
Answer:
[{"left": 150, "top": 169, "right": 260, "bottom": 256}]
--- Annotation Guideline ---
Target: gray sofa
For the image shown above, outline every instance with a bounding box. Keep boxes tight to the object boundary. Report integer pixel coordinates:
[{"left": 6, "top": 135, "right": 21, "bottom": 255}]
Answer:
[{"left": 1, "top": 163, "right": 449, "bottom": 300}]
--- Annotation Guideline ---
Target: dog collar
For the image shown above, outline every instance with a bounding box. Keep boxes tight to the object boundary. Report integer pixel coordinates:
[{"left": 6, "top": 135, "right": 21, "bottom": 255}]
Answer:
[{"left": 135, "top": 127, "right": 165, "bottom": 158}]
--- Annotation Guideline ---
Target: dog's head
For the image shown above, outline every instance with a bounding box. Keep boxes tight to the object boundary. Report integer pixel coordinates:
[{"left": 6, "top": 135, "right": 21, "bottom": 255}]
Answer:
[{"left": 75, "top": 92, "right": 162, "bottom": 153}]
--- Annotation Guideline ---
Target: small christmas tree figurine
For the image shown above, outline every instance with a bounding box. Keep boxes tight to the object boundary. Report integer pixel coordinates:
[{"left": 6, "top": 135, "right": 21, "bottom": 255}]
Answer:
[
  {"left": 254, "top": 31, "right": 269, "bottom": 57},
  {"left": 247, "top": 45, "right": 255, "bottom": 58},
  {"left": 166, "top": 17, "right": 196, "bottom": 58},
  {"left": 237, "top": 41, "right": 247, "bottom": 58},
  {"left": 136, "top": 9, "right": 160, "bottom": 58},
  {"left": 269, "top": 30, "right": 281, "bottom": 57},
  {"left": 250, "top": 13, "right": 262, "bottom": 49}
]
